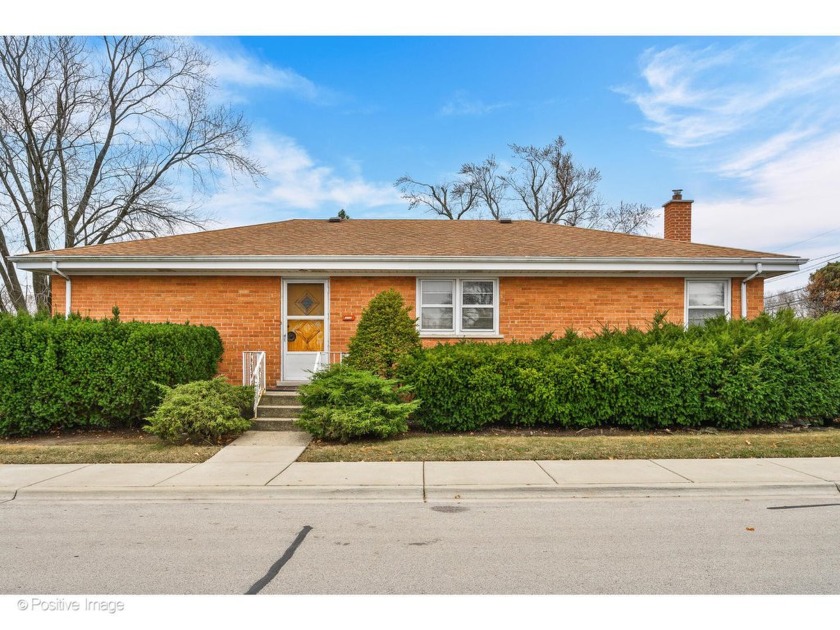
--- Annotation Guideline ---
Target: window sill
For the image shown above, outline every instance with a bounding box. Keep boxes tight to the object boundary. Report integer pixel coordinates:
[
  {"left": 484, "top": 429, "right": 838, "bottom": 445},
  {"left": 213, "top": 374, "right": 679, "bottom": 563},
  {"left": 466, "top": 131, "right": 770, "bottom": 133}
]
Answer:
[{"left": 419, "top": 332, "right": 504, "bottom": 339}]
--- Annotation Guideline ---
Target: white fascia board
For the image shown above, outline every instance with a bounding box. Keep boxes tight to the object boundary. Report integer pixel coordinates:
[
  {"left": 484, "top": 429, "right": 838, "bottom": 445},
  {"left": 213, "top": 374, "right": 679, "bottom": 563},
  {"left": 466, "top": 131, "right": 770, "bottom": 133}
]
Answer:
[{"left": 13, "top": 255, "right": 806, "bottom": 276}]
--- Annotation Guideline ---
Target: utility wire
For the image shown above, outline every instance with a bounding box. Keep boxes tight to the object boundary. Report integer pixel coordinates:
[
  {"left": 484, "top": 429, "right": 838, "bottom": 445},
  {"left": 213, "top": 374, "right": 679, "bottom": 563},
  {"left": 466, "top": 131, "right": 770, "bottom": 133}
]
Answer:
[
  {"left": 766, "top": 251, "right": 840, "bottom": 282},
  {"left": 775, "top": 226, "right": 840, "bottom": 252}
]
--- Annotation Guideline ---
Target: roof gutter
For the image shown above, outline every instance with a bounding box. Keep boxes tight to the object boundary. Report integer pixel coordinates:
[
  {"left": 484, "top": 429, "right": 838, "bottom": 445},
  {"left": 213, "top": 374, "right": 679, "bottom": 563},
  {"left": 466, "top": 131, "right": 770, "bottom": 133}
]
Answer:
[
  {"left": 51, "top": 261, "right": 71, "bottom": 317},
  {"left": 12, "top": 255, "right": 806, "bottom": 276},
  {"left": 741, "top": 263, "right": 763, "bottom": 319}
]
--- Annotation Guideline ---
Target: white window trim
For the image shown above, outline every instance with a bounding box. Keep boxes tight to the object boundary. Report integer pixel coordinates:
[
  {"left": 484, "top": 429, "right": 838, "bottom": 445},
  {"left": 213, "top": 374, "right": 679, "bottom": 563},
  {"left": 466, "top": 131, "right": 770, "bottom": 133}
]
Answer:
[
  {"left": 684, "top": 278, "right": 731, "bottom": 327},
  {"left": 416, "top": 278, "right": 501, "bottom": 338}
]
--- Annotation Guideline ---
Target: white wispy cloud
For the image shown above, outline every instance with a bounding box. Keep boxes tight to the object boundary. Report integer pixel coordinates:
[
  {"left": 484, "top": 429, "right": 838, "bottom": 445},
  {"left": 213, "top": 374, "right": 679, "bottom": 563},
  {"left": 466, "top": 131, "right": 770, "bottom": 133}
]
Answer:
[
  {"left": 439, "top": 90, "right": 509, "bottom": 116},
  {"left": 694, "top": 131, "right": 840, "bottom": 292},
  {"left": 204, "top": 131, "right": 400, "bottom": 226},
  {"left": 200, "top": 42, "right": 333, "bottom": 104},
  {"left": 717, "top": 127, "right": 819, "bottom": 178},
  {"left": 624, "top": 42, "right": 840, "bottom": 150},
  {"left": 624, "top": 40, "right": 840, "bottom": 292}
]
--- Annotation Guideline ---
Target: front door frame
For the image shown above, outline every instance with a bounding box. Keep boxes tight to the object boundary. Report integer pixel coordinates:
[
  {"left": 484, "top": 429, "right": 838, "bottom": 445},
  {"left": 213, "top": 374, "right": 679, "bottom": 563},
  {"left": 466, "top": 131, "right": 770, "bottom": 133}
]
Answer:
[{"left": 281, "top": 277, "right": 330, "bottom": 382}]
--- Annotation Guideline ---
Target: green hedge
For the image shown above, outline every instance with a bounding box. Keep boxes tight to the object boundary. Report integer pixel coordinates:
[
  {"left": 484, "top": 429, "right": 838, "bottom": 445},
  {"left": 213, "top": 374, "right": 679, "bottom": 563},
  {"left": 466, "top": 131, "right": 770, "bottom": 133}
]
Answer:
[
  {"left": 398, "top": 312, "right": 840, "bottom": 432},
  {"left": 0, "top": 311, "right": 223, "bottom": 436}
]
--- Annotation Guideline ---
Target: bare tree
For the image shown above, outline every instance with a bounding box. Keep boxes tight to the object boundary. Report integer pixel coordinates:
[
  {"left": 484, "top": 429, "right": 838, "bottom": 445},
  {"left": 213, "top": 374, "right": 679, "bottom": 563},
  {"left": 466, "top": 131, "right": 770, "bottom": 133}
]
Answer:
[
  {"left": 596, "top": 201, "right": 655, "bottom": 235},
  {"left": 764, "top": 287, "right": 810, "bottom": 317},
  {"left": 503, "top": 137, "right": 602, "bottom": 225},
  {"left": 395, "top": 174, "right": 478, "bottom": 220},
  {"left": 459, "top": 156, "right": 506, "bottom": 220},
  {"left": 396, "top": 135, "right": 655, "bottom": 233},
  {"left": 0, "top": 36, "right": 262, "bottom": 312}
]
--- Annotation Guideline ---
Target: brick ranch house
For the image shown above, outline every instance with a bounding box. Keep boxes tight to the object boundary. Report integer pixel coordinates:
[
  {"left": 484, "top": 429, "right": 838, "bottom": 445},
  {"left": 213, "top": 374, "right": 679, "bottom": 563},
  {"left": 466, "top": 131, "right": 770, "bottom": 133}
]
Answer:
[{"left": 12, "top": 191, "right": 804, "bottom": 385}]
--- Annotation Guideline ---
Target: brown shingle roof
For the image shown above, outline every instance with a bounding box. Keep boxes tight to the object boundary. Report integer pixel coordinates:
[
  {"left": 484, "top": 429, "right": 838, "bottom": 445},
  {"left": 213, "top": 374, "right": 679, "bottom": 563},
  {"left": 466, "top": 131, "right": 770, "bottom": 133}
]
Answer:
[{"left": 22, "top": 219, "right": 793, "bottom": 259}]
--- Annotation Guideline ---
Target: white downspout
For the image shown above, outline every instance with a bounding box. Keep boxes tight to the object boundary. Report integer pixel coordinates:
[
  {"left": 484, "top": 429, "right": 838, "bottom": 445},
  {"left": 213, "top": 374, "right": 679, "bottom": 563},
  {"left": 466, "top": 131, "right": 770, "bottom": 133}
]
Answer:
[
  {"left": 51, "top": 261, "right": 71, "bottom": 317},
  {"left": 741, "top": 263, "right": 763, "bottom": 319}
]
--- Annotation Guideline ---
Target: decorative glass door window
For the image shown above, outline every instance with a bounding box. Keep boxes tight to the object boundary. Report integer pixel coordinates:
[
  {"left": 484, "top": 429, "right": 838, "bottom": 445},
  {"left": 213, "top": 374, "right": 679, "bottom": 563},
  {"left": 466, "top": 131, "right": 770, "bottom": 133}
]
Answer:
[
  {"left": 419, "top": 279, "right": 498, "bottom": 335},
  {"left": 286, "top": 283, "right": 325, "bottom": 352},
  {"left": 686, "top": 280, "right": 729, "bottom": 326}
]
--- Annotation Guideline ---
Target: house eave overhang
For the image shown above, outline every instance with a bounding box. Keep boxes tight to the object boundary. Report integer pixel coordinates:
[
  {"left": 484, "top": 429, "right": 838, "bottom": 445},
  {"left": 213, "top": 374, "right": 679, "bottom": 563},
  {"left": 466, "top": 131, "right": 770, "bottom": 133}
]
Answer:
[{"left": 11, "top": 254, "right": 807, "bottom": 277}]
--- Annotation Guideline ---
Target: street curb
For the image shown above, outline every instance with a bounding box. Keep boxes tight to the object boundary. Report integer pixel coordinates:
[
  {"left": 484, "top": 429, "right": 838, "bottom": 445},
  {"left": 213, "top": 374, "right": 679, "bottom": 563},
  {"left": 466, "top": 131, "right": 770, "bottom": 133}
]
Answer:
[
  {"left": 424, "top": 482, "right": 840, "bottom": 500},
  {"left": 12, "top": 485, "right": 424, "bottom": 502},
  {"left": 8, "top": 481, "right": 839, "bottom": 502}
]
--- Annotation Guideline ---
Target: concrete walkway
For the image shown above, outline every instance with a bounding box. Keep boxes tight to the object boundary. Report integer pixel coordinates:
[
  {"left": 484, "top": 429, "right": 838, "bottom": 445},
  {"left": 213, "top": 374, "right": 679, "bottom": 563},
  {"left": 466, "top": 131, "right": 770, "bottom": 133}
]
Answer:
[{"left": 1, "top": 431, "right": 840, "bottom": 502}]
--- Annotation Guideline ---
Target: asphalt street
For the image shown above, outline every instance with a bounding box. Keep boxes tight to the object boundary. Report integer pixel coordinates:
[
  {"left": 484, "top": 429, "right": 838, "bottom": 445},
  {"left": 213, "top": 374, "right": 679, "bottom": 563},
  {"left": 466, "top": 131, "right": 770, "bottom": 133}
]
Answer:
[{"left": 1, "top": 496, "right": 839, "bottom": 594}]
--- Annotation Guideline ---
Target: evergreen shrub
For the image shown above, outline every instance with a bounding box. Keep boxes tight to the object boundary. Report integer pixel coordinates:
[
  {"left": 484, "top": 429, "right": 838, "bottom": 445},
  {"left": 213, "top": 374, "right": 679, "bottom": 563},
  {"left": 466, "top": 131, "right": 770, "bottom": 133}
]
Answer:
[
  {"left": 0, "top": 311, "right": 222, "bottom": 436},
  {"left": 398, "top": 312, "right": 840, "bottom": 431},
  {"left": 296, "top": 364, "right": 419, "bottom": 442},
  {"left": 345, "top": 289, "right": 421, "bottom": 378},
  {"left": 144, "top": 377, "right": 253, "bottom": 444}
]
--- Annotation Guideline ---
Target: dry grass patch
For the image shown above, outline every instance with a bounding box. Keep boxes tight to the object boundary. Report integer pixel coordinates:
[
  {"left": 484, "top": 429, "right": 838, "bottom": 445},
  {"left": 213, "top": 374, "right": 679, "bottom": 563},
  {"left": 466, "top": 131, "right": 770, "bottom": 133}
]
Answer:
[
  {"left": 0, "top": 430, "right": 222, "bottom": 464},
  {"left": 299, "top": 427, "right": 840, "bottom": 462}
]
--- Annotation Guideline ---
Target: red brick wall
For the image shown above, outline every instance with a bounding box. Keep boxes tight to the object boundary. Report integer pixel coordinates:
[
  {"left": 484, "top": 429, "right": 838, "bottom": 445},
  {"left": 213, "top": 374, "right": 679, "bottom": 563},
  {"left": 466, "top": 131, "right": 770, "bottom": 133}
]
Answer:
[
  {"left": 52, "top": 276, "right": 281, "bottom": 383},
  {"left": 731, "top": 277, "right": 764, "bottom": 320},
  {"left": 498, "top": 276, "right": 686, "bottom": 338},
  {"left": 53, "top": 273, "right": 764, "bottom": 382},
  {"left": 329, "top": 276, "right": 416, "bottom": 352},
  {"left": 663, "top": 201, "right": 692, "bottom": 242},
  {"left": 329, "top": 275, "right": 757, "bottom": 349}
]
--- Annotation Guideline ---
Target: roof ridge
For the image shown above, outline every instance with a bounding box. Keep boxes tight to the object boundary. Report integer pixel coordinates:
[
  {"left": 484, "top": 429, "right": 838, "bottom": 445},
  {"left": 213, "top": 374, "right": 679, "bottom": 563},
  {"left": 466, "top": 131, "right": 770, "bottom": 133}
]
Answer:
[{"left": 15, "top": 217, "right": 798, "bottom": 260}]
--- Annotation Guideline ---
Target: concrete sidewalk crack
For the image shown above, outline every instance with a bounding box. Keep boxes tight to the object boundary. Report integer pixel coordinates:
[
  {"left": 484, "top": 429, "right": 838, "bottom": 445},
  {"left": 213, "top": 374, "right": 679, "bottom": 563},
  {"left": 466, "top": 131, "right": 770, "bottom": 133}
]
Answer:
[
  {"left": 649, "top": 459, "right": 695, "bottom": 483},
  {"left": 264, "top": 458, "right": 299, "bottom": 486},
  {"left": 153, "top": 463, "right": 201, "bottom": 487},
  {"left": 0, "top": 490, "right": 17, "bottom": 504},
  {"left": 534, "top": 461, "right": 560, "bottom": 485},
  {"left": 20, "top": 464, "right": 92, "bottom": 489},
  {"left": 764, "top": 459, "right": 831, "bottom": 482}
]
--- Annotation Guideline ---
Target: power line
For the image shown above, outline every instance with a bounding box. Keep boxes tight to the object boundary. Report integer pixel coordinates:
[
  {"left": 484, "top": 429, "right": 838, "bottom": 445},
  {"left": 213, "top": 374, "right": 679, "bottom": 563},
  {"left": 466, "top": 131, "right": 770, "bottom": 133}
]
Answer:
[
  {"left": 776, "top": 226, "right": 840, "bottom": 252},
  {"left": 766, "top": 286, "right": 807, "bottom": 298},
  {"left": 765, "top": 251, "right": 840, "bottom": 282}
]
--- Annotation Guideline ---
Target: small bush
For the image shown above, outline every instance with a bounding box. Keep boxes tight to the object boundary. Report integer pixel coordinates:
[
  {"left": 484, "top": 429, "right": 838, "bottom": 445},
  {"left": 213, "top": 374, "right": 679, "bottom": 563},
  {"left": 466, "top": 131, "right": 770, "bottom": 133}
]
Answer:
[
  {"left": 144, "top": 378, "right": 253, "bottom": 444},
  {"left": 345, "top": 289, "right": 421, "bottom": 378},
  {"left": 296, "top": 364, "right": 419, "bottom": 442}
]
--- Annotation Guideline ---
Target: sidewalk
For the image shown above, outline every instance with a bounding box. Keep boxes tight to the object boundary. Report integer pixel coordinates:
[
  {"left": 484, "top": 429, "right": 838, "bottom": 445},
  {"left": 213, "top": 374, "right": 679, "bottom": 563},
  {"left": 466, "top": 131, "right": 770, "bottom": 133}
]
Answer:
[{"left": 2, "top": 431, "right": 840, "bottom": 502}]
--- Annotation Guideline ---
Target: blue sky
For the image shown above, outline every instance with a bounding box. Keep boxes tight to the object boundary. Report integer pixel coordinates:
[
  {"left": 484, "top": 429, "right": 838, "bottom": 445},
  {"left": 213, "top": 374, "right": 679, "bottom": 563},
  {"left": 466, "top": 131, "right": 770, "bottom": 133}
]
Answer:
[
  {"left": 194, "top": 36, "right": 840, "bottom": 293},
  {"left": 7, "top": 3, "right": 837, "bottom": 297}
]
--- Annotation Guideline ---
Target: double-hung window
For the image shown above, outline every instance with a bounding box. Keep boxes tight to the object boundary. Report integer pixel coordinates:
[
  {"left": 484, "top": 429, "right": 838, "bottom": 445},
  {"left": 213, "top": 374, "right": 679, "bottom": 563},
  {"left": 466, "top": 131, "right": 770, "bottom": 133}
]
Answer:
[
  {"left": 418, "top": 279, "right": 498, "bottom": 335},
  {"left": 686, "top": 280, "right": 730, "bottom": 326}
]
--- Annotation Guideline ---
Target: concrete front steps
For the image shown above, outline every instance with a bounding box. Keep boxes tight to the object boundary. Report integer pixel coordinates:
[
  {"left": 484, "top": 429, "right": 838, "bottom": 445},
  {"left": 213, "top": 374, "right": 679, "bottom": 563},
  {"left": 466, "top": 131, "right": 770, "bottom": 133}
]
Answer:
[{"left": 252, "top": 386, "right": 303, "bottom": 431}]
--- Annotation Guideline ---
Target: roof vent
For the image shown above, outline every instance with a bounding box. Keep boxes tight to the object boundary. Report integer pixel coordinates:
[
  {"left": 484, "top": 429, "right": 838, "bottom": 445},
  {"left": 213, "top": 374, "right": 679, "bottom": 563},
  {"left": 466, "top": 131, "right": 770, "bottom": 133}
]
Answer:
[
  {"left": 327, "top": 217, "right": 342, "bottom": 223},
  {"left": 498, "top": 218, "right": 513, "bottom": 224}
]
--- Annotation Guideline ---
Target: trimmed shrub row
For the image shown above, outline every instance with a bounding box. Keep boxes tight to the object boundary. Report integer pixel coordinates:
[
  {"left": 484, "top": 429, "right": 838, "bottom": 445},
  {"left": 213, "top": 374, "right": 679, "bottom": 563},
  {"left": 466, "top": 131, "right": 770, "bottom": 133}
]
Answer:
[
  {"left": 0, "top": 311, "right": 223, "bottom": 436},
  {"left": 398, "top": 312, "right": 840, "bottom": 432}
]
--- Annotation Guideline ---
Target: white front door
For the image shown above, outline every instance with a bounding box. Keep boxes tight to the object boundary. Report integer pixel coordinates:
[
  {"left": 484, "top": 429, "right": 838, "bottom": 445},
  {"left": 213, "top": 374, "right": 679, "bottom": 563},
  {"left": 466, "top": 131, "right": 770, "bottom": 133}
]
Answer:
[{"left": 282, "top": 279, "right": 329, "bottom": 382}]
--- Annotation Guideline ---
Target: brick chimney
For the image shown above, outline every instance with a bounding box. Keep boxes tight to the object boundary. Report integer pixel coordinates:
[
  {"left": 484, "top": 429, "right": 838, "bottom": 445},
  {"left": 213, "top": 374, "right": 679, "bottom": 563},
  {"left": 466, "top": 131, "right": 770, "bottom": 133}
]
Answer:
[{"left": 663, "top": 189, "right": 693, "bottom": 242}]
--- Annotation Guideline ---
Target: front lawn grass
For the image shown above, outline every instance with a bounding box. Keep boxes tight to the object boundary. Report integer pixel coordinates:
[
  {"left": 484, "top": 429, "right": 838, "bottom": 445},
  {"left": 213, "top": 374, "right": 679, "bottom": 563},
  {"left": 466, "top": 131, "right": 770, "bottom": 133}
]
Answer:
[
  {"left": 298, "top": 426, "right": 840, "bottom": 462},
  {"left": 0, "top": 430, "right": 222, "bottom": 464}
]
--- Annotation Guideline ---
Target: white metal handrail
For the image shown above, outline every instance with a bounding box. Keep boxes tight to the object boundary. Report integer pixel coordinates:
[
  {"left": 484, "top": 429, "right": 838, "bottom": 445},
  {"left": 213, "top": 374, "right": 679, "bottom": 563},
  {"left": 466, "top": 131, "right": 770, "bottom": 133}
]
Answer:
[
  {"left": 313, "top": 351, "right": 347, "bottom": 373},
  {"left": 242, "top": 351, "right": 266, "bottom": 414}
]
